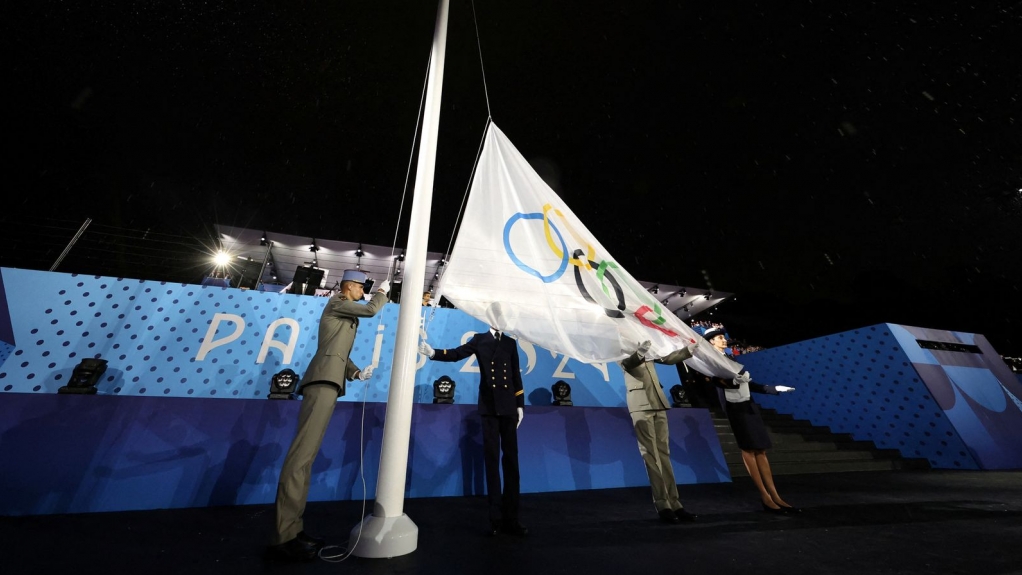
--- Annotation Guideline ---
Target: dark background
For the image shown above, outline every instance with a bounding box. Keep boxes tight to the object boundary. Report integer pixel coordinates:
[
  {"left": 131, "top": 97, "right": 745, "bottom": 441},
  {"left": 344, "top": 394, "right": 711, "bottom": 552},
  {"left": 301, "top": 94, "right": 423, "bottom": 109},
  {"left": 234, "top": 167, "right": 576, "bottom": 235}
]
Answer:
[{"left": 4, "top": 1, "right": 1020, "bottom": 355}]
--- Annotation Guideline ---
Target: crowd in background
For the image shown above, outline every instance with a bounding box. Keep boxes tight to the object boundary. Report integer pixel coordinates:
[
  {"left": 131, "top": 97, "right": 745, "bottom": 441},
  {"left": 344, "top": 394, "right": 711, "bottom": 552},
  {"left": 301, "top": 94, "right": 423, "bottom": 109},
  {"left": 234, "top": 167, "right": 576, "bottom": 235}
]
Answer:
[{"left": 689, "top": 320, "right": 762, "bottom": 356}]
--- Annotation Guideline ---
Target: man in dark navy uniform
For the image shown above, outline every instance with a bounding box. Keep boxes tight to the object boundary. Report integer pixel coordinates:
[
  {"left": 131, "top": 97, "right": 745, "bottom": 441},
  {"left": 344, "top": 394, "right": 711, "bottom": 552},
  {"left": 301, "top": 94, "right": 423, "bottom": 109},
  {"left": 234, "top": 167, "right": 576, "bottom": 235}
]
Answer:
[{"left": 420, "top": 326, "right": 528, "bottom": 537}]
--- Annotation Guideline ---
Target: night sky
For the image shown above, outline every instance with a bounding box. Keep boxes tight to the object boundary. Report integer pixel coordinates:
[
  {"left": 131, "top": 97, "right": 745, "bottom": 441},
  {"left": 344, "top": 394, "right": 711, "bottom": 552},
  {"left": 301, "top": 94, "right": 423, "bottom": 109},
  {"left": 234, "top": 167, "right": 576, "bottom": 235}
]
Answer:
[{"left": 7, "top": 1, "right": 1021, "bottom": 355}]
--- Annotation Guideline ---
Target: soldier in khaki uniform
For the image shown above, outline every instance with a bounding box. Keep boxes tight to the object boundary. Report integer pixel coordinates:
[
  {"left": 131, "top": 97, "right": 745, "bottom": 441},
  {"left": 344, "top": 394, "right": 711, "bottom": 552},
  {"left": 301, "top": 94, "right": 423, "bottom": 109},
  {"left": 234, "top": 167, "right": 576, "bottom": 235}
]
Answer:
[
  {"left": 268, "top": 270, "right": 389, "bottom": 561},
  {"left": 619, "top": 339, "right": 698, "bottom": 524},
  {"left": 420, "top": 326, "right": 528, "bottom": 537}
]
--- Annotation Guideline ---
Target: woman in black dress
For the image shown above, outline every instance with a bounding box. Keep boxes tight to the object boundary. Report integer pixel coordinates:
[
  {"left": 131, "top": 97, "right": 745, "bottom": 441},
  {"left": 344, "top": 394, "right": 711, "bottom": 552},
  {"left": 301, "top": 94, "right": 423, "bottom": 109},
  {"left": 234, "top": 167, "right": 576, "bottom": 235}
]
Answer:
[{"left": 703, "top": 326, "right": 799, "bottom": 514}]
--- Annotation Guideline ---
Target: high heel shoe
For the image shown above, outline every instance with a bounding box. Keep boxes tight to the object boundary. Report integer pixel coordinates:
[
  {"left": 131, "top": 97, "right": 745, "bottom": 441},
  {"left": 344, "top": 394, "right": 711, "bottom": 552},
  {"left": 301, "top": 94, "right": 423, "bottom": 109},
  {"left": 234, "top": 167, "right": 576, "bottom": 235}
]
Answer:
[{"left": 761, "top": 502, "right": 787, "bottom": 514}]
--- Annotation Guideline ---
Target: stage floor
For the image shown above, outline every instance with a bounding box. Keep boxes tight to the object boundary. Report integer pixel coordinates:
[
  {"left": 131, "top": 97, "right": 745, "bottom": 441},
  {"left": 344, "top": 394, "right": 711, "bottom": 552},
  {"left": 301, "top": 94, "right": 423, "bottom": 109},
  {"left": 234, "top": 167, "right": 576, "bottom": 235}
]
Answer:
[{"left": 3, "top": 469, "right": 1021, "bottom": 575}]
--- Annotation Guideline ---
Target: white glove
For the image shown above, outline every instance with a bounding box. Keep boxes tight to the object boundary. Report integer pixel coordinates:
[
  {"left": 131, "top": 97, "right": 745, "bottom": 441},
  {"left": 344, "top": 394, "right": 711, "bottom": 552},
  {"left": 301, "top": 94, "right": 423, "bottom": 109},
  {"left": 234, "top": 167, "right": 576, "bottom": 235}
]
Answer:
[
  {"left": 636, "top": 340, "right": 652, "bottom": 359},
  {"left": 418, "top": 342, "right": 435, "bottom": 358},
  {"left": 358, "top": 365, "right": 374, "bottom": 380},
  {"left": 775, "top": 385, "right": 795, "bottom": 393},
  {"left": 517, "top": 407, "right": 524, "bottom": 429},
  {"left": 377, "top": 280, "right": 390, "bottom": 295}
]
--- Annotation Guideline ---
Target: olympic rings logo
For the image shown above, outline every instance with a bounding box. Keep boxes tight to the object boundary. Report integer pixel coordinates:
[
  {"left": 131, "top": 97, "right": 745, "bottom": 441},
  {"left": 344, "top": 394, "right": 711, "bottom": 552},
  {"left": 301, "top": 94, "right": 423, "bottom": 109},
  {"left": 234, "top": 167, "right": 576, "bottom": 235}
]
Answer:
[{"left": 503, "top": 204, "right": 679, "bottom": 338}]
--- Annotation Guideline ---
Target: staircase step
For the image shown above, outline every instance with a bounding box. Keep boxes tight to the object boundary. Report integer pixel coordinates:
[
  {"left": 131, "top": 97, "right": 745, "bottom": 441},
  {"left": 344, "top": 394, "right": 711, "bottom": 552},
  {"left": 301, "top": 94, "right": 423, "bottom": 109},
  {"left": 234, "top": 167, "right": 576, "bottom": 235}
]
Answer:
[
  {"left": 722, "top": 450, "right": 891, "bottom": 464},
  {"left": 715, "top": 432, "right": 877, "bottom": 450},
  {"left": 728, "top": 458, "right": 911, "bottom": 476},
  {"left": 709, "top": 408, "right": 931, "bottom": 477},
  {"left": 773, "top": 437, "right": 883, "bottom": 450}
]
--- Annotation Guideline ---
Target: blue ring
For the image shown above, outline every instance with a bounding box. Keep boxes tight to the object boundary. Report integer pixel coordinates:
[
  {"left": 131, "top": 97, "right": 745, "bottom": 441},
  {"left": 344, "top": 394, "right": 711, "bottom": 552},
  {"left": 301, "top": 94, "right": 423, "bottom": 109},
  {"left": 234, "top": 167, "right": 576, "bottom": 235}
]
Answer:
[{"left": 504, "top": 213, "right": 569, "bottom": 283}]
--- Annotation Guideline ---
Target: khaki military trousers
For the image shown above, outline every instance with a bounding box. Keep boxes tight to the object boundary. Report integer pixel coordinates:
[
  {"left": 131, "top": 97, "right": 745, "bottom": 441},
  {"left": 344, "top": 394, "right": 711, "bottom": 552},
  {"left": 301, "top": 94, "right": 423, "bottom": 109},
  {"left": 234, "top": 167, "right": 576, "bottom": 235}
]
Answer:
[
  {"left": 272, "top": 383, "right": 339, "bottom": 544},
  {"left": 630, "top": 408, "right": 682, "bottom": 513}
]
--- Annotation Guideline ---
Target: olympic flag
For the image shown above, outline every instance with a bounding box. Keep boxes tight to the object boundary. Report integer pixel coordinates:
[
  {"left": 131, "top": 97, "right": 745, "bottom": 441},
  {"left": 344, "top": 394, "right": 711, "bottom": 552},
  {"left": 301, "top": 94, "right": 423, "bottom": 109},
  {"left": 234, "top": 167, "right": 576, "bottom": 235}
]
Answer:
[{"left": 436, "top": 122, "right": 744, "bottom": 379}]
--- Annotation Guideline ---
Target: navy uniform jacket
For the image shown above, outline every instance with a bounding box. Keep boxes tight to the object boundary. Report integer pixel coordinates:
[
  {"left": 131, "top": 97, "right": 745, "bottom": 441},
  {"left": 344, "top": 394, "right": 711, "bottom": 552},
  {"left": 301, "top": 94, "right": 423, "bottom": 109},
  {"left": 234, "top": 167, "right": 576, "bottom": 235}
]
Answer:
[{"left": 431, "top": 331, "right": 524, "bottom": 417}]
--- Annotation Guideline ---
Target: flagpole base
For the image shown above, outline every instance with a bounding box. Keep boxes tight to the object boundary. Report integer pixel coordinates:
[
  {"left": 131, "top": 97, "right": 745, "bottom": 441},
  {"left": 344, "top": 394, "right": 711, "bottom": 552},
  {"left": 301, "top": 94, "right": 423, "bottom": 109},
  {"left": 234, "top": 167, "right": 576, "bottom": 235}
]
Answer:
[{"left": 348, "top": 513, "right": 418, "bottom": 558}]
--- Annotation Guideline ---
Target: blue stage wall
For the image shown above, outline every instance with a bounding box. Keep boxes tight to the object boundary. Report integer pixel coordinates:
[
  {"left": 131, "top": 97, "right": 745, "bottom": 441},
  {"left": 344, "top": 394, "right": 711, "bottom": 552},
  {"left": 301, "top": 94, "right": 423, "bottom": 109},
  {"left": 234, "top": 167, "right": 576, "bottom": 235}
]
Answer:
[
  {"left": 0, "top": 268, "right": 729, "bottom": 517},
  {"left": 0, "top": 268, "right": 672, "bottom": 408},
  {"left": 0, "top": 393, "right": 725, "bottom": 516},
  {"left": 3, "top": 267, "right": 1019, "bottom": 517},
  {"left": 740, "top": 324, "right": 1022, "bottom": 470}
]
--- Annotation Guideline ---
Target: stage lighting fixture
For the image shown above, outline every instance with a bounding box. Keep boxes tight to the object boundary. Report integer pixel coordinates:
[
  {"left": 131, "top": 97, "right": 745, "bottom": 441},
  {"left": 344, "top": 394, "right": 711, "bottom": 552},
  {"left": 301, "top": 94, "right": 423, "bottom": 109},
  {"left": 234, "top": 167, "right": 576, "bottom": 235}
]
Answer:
[
  {"left": 669, "top": 384, "right": 689, "bottom": 408},
  {"left": 260, "top": 232, "right": 268, "bottom": 246},
  {"left": 290, "top": 266, "right": 325, "bottom": 295},
  {"left": 355, "top": 244, "right": 365, "bottom": 258},
  {"left": 649, "top": 285, "right": 659, "bottom": 294},
  {"left": 398, "top": 251, "right": 405, "bottom": 261},
  {"left": 433, "top": 375, "right": 456, "bottom": 404},
  {"left": 58, "top": 358, "right": 108, "bottom": 395},
  {"left": 268, "top": 369, "right": 300, "bottom": 400},
  {"left": 551, "top": 380, "right": 573, "bottom": 406},
  {"left": 309, "top": 239, "right": 319, "bottom": 252}
]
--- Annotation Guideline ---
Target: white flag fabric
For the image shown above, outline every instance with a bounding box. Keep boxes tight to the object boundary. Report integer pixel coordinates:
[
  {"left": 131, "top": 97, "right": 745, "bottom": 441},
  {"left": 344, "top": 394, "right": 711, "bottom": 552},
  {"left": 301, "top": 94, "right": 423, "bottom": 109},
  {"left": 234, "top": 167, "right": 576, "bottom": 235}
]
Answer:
[{"left": 436, "top": 122, "right": 743, "bottom": 379}]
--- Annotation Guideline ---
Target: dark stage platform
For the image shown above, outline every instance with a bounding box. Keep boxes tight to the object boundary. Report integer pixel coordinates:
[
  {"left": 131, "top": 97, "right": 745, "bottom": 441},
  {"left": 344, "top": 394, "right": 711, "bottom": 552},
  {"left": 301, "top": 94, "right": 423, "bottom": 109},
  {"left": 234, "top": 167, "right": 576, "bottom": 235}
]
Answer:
[{"left": 3, "top": 469, "right": 1021, "bottom": 575}]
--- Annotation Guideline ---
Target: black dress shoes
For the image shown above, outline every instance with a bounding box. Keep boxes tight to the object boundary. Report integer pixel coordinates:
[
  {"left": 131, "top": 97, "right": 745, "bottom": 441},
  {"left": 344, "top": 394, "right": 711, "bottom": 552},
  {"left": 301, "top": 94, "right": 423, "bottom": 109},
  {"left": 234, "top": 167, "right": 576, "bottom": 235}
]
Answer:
[
  {"left": 762, "top": 502, "right": 787, "bottom": 515},
  {"left": 296, "top": 530, "right": 325, "bottom": 549},
  {"left": 779, "top": 505, "right": 802, "bottom": 514},
  {"left": 502, "top": 521, "right": 529, "bottom": 536},
  {"left": 266, "top": 536, "right": 318, "bottom": 562},
  {"left": 658, "top": 509, "right": 679, "bottom": 524},
  {"left": 674, "top": 508, "right": 698, "bottom": 522}
]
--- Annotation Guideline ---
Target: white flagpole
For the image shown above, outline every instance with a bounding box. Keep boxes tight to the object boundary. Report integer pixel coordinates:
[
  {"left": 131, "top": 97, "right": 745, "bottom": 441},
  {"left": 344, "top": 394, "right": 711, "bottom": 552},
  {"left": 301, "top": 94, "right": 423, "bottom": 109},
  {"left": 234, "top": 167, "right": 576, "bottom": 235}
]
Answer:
[{"left": 349, "top": 0, "right": 450, "bottom": 558}]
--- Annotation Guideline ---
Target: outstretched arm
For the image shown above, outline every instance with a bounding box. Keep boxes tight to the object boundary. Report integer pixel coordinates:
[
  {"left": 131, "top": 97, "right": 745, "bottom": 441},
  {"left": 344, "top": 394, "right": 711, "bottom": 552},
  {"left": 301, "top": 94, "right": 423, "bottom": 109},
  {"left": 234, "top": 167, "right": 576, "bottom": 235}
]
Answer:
[
  {"left": 429, "top": 334, "right": 480, "bottom": 363},
  {"left": 752, "top": 382, "right": 795, "bottom": 395},
  {"left": 621, "top": 341, "right": 651, "bottom": 370}
]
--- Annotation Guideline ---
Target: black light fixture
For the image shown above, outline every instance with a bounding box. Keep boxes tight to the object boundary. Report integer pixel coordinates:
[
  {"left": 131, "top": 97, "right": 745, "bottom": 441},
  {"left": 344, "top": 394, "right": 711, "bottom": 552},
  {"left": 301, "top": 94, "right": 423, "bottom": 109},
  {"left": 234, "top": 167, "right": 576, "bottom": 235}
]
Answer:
[
  {"left": 268, "top": 369, "right": 299, "bottom": 399},
  {"left": 309, "top": 239, "right": 319, "bottom": 252},
  {"left": 551, "top": 380, "right": 573, "bottom": 406},
  {"left": 398, "top": 251, "right": 405, "bottom": 261},
  {"left": 704, "top": 292, "right": 712, "bottom": 300},
  {"left": 650, "top": 285, "right": 660, "bottom": 294},
  {"left": 58, "top": 358, "right": 108, "bottom": 394},
  {"left": 260, "top": 232, "right": 268, "bottom": 246},
  {"left": 433, "top": 375, "right": 456, "bottom": 404},
  {"left": 679, "top": 288, "right": 687, "bottom": 296},
  {"left": 355, "top": 244, "right": 365, "bottom": 258},
  {"left": 669, "top": 384, "right": 689, "bottom": 408}
]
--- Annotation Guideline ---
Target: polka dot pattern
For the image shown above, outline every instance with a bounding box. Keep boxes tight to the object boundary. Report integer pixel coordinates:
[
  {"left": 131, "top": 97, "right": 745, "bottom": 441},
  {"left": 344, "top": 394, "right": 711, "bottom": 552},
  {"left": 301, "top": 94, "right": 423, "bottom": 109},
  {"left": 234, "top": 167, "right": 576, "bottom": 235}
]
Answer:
[
  {"left": 740, "top": 324, "right": 977, "bottom": 469},
  {"left": 0, "top": 270, "right": 387, "bottom": 400}
]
